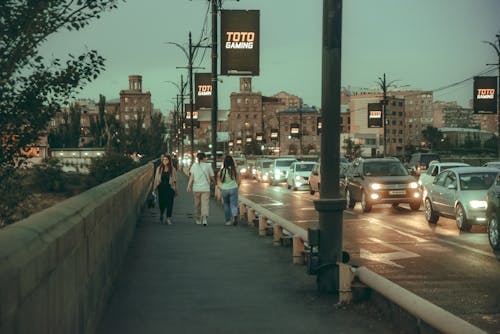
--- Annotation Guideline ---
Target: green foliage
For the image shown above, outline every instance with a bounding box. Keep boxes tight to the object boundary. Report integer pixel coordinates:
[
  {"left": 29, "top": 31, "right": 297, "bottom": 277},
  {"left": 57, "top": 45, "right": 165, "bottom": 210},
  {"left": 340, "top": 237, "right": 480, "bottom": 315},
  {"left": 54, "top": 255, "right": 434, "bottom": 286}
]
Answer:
[
  {"left": 342, "top": 138, "right": 362, "bottom": 159},
  {"left": 0, "top": 166, "right": 29, "bottom": 226},
  {"left": 422, "top": 126, "right": 443, "bottom": 150},
  {"left": 87, "top": 151, "right": 138, "bottom": 187},
  {"left": 29, "top": 158, "right": 65, "bottom": 192},
  {"left": 48, "top": 103, "right": 82, "bottom": 148},
  {"left": 0, "top": 0, "right": 124, "bottom": 166}
]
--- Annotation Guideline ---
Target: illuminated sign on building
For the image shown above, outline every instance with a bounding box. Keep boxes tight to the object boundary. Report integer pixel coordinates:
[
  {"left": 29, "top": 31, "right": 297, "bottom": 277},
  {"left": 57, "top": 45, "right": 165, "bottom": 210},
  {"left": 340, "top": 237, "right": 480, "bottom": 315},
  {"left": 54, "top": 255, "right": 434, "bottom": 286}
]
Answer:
[
  {"left": 473, "top": 76, "right": 497, "bottom": 114},
  {"left": 221, "top": 10, "right": 260, "bottom": 76},
  {"left": 368, "top": 103, "right": 383, "bottom": 128}
]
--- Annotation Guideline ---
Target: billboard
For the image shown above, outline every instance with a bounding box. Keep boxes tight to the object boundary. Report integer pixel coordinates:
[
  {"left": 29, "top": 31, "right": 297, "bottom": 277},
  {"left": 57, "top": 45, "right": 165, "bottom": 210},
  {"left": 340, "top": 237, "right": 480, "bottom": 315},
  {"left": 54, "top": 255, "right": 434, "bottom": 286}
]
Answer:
[
  {"left": 194, "top": 73, "right": 212, "bottom": 109},
  {"left": 473, "top": 76, "right": 497, "bottom": 114},
  {"left": 220, "top": 10, "right": 260, "bottom": 76},
  {"left": 367, "top": 103, "right": 383, "bottom": 128}
]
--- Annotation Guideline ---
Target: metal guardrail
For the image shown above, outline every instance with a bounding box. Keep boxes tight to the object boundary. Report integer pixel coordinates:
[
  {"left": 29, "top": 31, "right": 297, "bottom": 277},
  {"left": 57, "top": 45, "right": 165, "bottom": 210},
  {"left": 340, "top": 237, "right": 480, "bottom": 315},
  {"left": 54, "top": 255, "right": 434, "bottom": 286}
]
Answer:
[{"left": 236, "top": 195, "right": 487, "bottom": 334}]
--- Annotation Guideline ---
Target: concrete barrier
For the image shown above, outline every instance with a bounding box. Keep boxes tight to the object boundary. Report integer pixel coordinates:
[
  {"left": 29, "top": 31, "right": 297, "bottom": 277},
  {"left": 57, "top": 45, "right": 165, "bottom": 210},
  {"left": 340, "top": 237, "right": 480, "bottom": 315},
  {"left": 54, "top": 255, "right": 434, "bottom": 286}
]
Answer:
[
  {"left": 237, "top": 195, "right": 487, "bottom": 334},
  {"left": 0, "top": 163, "right": 153, "bottom": 334}
]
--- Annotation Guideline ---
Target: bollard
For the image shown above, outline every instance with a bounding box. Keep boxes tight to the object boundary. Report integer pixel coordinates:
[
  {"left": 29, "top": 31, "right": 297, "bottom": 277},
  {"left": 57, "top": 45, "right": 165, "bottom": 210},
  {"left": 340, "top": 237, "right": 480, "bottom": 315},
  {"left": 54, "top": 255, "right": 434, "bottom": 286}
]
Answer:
[
  {"left": 293, "top": 236, "right": 304, "bottom": 265},
  {"left": 338, "top": 263, "right": 354, "bottom": 304},
  {"left": 258, "top": 216, "right": 268, "bottom": 237},
  {"left": 273, "top": 224, "right": 283, "bottom": 246},
  {"left": 247, "top": 209, "right": 256, "bottom": 226}
]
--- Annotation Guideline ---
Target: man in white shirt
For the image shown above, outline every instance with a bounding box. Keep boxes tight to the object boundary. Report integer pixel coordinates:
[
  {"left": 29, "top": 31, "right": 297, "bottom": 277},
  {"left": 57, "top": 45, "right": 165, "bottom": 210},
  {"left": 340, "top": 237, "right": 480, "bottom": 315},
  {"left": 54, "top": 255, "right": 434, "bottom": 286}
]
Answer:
[{"left": 186, "top": 152, "right": 215, "bottom": 226}]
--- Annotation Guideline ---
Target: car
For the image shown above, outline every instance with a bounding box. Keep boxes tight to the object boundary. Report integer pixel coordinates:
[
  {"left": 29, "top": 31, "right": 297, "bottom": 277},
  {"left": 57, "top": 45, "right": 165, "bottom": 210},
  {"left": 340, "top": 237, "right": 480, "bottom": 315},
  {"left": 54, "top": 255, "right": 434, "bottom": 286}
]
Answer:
[
  {"left": 343, "top": 157, "right": 421, "bottom": 212},
  {"left": 482, "top": 161, "right": 500, "bottom": 169},
  {"left": 407, "top": 152, "right": 441, "bottom": 177},
  {"left": 269, "top": 157, "right": 298, "bottom": 186},
  {"left": 309, "top": 163, "right": 320, "bottom": 194},
  {"left": 255, "top": 158, "right": 274, "bottom": 183},
  {"left": 287, "top": 161, "right": 316, "bottom": 191},
  {"left": 309, "top": 160, "right": 350, "bottom": 195},
  {"left": 424, "top": 167, "right": 498, "bottom": 231},
  {"left": 486, "top": 173, "right": 500, "bottom": 251},
  {"left": 418, "top": 162, "right": 470, "bottom": 197},
  {"left": 233, "top": 157, "right": 249, "bottom": 178}
]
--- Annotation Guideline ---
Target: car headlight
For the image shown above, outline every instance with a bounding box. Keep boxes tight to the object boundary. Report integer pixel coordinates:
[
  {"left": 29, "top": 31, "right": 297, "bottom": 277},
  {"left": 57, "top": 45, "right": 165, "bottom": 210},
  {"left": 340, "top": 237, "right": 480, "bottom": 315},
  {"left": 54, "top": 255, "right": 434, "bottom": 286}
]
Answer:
[
  {"left": 274, "top": 170, "right": 281, "bottom": 178},
  {"left": 370, "top": 183, "right": 381, "bottom": 190},
  {"left": 469, "top": 200, "right": 487, "bottom": 209},
  {"left": 295, "top": 175, "right": 304, "bottom": 181},
  {"left": 409, "top": 182, "right": 418, "bottom": 189}
]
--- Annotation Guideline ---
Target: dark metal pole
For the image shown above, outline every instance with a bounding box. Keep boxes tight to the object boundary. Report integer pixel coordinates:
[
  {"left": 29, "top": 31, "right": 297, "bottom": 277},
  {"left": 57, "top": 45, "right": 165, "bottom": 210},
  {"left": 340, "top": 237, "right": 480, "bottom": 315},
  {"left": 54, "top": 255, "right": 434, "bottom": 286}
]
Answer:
[
  {"left": 313, "top": 0, "right": 345, "bottom": 293},
  {"left": 211, "top": 0, "right": 219, "bottom": 171},
  {"left": 382, "top": 73, "right": 387, "bottom": 157},
  {"left": 189, "top": 32, "right": 195, "bottom": 163},
  {"left": 180, "top": 74, "right": 185, "bottom": 160}
]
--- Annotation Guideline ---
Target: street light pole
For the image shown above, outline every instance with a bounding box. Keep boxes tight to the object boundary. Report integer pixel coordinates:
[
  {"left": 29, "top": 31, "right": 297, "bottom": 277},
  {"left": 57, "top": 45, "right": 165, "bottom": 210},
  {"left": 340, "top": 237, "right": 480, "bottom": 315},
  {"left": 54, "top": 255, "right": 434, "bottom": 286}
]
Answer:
[
  {"left": 166, "top": 76, "right": 187, "bottom": 157},
  {"left": 484, "top": 35, "right": 500, "bottom": 158},
  {"left": 211, "top": 0, "right": 220, "bottom": 172}
]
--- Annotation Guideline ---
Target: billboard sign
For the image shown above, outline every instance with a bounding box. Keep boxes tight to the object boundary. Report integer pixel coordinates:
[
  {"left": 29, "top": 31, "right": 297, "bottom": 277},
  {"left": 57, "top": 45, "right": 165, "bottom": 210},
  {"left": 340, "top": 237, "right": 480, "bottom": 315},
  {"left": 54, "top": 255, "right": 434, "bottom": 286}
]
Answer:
[
  {"left": 473, "top": 76, "right": 497, "bottom": 114},
  {"left": 368, "top": 103, "right": 383, "bottom": 128},
  {"left": 220, "top": 10, "right": 260, "bottom": 76},
  {"left": 195, "top": 73, "right": 212, "bottom": 109}
]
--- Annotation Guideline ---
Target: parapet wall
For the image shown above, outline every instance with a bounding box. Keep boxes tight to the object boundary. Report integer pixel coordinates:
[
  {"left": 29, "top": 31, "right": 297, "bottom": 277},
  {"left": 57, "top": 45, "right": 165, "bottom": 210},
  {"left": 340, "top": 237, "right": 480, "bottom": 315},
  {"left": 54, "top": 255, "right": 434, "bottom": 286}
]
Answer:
[{"left": 0, "top": 163, "right": 154, "bottom": 334}]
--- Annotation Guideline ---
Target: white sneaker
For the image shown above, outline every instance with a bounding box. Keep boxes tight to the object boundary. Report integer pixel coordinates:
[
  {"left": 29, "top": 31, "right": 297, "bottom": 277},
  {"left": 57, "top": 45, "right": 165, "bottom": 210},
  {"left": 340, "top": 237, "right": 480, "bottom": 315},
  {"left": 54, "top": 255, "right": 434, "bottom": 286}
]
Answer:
[
  {"left": 195, "top": 219, "right": 202, "bottom": 225},
  {"left": 202, "top": 217, "right": 208, "bottom": 226},
  {"left": 166, "top": 218, "right": 172, "bottom": 225},
  {"left": 225, "top": 221, "right": 232, "bottom": 226}
]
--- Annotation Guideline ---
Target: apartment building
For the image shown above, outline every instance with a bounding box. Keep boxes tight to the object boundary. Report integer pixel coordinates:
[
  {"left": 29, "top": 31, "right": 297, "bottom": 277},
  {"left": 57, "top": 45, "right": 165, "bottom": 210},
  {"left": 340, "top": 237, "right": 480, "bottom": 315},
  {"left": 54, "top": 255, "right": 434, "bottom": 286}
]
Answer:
[{"left": 119, "top": 75, "right": 152, "bottom": 130}]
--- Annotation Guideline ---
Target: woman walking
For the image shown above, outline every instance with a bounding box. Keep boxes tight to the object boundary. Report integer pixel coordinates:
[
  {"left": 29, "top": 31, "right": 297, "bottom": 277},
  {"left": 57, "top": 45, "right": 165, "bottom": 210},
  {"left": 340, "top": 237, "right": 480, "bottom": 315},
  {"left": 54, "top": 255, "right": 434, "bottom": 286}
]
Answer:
[
  {"left": 153, "top": 154, "right": 178, "bottom": 224},
  {"left": 218, "top": 155, "right": 240, "bottom": 226},
  {"left": 187, "top": 152, "right": 214, "bottom": 226}
]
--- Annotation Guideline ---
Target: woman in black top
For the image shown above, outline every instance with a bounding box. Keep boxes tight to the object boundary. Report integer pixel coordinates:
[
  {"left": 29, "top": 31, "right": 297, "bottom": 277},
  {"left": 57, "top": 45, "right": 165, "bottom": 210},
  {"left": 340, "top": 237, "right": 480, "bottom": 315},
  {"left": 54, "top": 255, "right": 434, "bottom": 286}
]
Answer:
[{"left": 153, "top": 154, "right": 178, "bottom": 224}]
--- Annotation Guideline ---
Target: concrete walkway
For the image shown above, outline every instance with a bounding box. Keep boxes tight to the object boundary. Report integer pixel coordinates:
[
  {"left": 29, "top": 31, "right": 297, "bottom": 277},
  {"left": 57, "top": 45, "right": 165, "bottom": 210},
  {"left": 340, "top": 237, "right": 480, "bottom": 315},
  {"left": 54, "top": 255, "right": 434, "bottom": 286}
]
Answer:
[{"left": 96, "top": 173, "right": 403, "bottom": 334}]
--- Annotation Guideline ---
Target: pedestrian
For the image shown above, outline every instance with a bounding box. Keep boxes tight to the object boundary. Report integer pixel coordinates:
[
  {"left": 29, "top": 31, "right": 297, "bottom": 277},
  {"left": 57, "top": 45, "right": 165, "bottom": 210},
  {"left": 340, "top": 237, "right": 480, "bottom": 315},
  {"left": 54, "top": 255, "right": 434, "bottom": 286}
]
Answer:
[
  {"left": 153, "top": 154, "right": 178, "bottom": 225},
  {"left": 172, "top": 154, "right": 179, "bottom": 171},
  {"left": 186, "top": 152, "right": 214, "bottom": 226},
  {"left": 218, "top": 155, "right": 240, "bottom": 226}
]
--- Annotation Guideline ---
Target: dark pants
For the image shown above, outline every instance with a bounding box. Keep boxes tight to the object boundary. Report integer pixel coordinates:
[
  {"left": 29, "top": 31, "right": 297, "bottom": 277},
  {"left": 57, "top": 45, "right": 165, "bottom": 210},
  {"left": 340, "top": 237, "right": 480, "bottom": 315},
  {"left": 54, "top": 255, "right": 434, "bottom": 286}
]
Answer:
[{"left": 158, "top": 187, "right": 175, "bottom": 218}]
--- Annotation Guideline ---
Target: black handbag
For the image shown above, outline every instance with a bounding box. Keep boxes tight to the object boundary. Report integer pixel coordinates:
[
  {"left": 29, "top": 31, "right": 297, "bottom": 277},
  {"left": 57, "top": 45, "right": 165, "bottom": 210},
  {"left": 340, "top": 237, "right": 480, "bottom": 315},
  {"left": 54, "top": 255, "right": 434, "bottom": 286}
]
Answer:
[{"left": 147, "top": 191, "right": 156, "bottom": 208}]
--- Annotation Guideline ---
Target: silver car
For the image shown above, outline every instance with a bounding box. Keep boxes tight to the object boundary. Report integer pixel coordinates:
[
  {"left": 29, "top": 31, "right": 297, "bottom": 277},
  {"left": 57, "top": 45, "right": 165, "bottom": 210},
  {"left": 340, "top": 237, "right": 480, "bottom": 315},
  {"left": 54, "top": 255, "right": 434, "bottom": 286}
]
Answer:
[{"left": 424, "top": 167, "right": 498, "bottom": 231}]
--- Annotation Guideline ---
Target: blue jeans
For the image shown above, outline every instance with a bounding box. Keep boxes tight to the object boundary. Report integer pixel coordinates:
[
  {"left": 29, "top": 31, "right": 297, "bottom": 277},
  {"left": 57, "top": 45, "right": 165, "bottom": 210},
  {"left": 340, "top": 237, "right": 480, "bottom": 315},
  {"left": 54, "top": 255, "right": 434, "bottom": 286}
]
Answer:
[{"left": 221, "top": 187, "right": 239, "bottom": 222}]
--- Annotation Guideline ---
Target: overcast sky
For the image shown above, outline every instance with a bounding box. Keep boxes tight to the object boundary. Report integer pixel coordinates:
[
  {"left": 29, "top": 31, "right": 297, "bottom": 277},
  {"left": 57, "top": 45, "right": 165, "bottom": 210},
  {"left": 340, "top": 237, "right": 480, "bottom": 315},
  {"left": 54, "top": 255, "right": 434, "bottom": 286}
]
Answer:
[{"left": 40, "top": 0, "right": 500, "bottom": 113}]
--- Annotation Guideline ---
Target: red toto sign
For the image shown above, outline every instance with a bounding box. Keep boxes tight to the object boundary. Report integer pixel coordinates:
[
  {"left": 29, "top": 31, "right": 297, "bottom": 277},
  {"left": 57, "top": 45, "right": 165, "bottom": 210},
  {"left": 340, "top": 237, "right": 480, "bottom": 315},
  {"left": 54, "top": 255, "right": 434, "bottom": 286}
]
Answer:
[{"left": 473, "top": 76, "right": 497, "bottom": 114}]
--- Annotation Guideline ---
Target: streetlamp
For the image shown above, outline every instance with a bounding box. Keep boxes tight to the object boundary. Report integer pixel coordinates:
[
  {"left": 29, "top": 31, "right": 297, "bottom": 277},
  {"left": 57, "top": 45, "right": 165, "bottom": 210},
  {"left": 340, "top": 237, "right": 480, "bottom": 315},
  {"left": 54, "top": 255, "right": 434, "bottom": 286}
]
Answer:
[
  {"left": 483, "top": 35, "right": 500, "bottom": 158},
  {"left": 166, "top": 33, "right": 209, "bottom": 165},
  {"left": 166, "top": 77, "right": 187, "bottom": 158}
]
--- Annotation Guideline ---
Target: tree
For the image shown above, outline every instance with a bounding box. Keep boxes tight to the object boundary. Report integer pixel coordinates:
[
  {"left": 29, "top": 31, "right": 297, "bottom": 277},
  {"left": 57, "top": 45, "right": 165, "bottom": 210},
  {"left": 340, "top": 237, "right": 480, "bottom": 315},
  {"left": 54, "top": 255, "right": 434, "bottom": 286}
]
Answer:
[
  {"left": 0, "top": 0, "right": 123, "bottom": 166},
  {"left": 421, "top": 126, "right": 443, "bottom": 150},
  {"left": 48, "top": 103, "right": 82, "bottom": 148},
  {"left": 342, "top": 138, "right": 362, "bottom": 159}
]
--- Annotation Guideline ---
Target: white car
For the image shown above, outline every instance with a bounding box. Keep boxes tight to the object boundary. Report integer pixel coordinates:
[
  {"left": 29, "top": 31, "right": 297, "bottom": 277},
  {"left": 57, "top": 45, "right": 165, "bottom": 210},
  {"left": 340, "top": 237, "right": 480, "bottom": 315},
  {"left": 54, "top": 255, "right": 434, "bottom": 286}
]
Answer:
[
  {"left": 287, "top": 161, "right": 316, "bottom": 191},
  {"left": 419, "top": 162, "right": 470, "bottom": 198}
]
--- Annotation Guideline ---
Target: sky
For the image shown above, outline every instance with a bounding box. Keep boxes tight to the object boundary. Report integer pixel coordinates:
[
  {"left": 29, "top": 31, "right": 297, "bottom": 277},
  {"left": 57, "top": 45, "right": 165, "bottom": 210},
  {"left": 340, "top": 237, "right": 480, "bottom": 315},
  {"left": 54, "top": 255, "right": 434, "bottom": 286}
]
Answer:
[{"left": 40, "top": 0, "right": 500, "bottom": 114}]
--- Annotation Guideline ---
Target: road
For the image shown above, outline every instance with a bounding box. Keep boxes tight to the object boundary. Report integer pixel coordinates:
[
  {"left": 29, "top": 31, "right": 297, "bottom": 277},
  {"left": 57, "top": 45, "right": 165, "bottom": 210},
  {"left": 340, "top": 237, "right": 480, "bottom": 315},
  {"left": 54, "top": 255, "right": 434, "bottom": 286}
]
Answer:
[{"left": 239, "top": 178, "right": 500, "bottom": 334}]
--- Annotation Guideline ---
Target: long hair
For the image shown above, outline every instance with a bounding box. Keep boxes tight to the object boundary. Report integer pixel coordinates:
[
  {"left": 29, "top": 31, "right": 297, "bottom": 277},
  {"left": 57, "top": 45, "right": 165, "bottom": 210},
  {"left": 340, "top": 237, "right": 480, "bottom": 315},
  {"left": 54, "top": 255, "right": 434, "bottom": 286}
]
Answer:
[
  {"left": 161, "top": 154, "right": 174, "bottom": 173},
  {"left": 221, "top": 155, "right": 236, "bottom": 182}
]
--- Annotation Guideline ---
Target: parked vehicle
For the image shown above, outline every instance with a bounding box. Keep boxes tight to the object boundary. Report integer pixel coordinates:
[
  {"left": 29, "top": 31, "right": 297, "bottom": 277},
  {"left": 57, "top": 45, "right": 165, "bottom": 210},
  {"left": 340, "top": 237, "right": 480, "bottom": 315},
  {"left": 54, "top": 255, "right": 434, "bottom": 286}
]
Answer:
[
  {"left": 418, "top": 162, "right": 470, "bottom": 197},
  {"left": 407, "top": 152, "right": 441, "bottom": 177},
  {"left": 424, "top": 167, "right": 498, "bottom": 231},
  {"left": 287, "top": 161, "right": 316, "bottom": 191},
  {"left": 255, "top": 158, "right": 274, "bottom": 183},
  {"left": 486, "top": 173, "right": 500, "bottom": 251},
  {"left": 343, "top": 157, "right": 421, "bottom": 212},
  {"left": 270, "top": 157, "right": 298, "bottom": 185}
]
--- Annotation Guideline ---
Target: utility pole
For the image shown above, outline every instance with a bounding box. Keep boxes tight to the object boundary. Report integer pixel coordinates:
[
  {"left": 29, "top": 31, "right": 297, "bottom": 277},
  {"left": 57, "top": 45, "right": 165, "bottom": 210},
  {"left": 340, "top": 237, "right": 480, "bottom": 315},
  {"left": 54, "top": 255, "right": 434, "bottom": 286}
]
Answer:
[
  {"left": 313, "top": 0, "right": 345, "bottom": 293},
  {"left": 211, "top": 0, "right": 220, "bottom": 172},
  {"left": 377, "top": 73, "right": 398, "bottom": 156},
  {"left": 484, "top": 35, "right": 500, "bottom": 158}
]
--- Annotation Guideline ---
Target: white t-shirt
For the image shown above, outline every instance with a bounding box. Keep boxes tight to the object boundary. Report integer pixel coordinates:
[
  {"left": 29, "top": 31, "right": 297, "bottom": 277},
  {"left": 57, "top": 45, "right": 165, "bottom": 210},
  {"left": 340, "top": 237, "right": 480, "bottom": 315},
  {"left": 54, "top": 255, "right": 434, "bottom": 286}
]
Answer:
[{"left": 189, "top": 162, "right": 214, "bottom": 192}]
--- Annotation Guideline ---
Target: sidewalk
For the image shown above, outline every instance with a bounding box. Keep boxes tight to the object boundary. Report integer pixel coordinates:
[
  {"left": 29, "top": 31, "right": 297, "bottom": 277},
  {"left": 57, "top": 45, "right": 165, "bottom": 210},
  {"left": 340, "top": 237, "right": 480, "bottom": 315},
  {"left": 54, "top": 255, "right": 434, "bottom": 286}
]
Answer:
[{"left": 96, "top": 173, "right": 402, "bottom": 334}]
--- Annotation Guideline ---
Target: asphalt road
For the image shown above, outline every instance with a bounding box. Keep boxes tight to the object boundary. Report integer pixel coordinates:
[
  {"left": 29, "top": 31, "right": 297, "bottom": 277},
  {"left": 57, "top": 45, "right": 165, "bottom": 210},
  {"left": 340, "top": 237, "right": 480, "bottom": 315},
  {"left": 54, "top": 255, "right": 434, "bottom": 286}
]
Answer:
[{"left": 239, "top": 178, "right": 500, "bottom": 334}]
